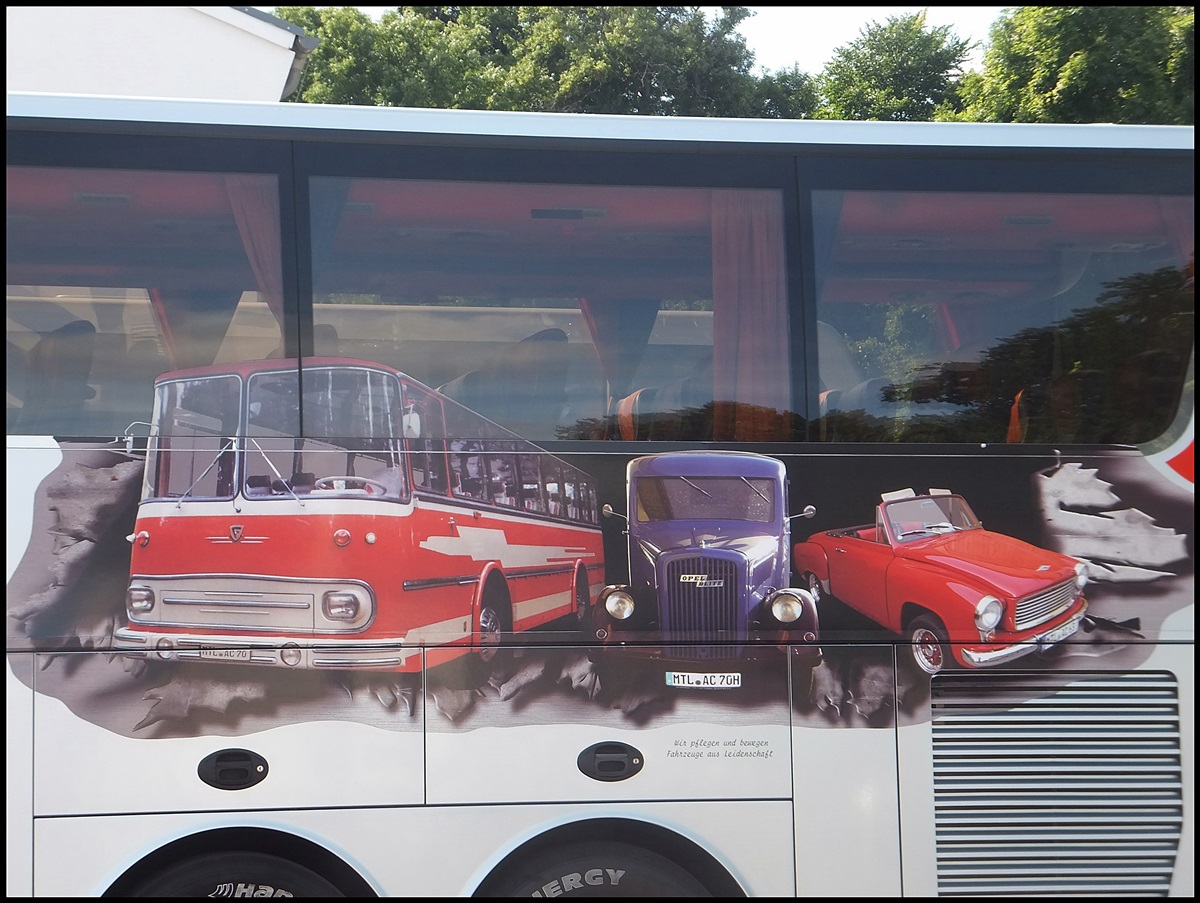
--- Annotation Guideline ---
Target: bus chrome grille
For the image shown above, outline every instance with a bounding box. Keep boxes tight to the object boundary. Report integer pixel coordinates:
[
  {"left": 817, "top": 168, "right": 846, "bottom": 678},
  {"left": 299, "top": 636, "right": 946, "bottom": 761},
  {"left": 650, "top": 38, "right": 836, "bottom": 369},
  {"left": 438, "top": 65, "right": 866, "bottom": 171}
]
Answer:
[
  {"left": 1014, "top": 578, "right": 1077, "bottom": 630},
  {"left": 930, "top": 671, "right": 1182, "bottom": 897}
]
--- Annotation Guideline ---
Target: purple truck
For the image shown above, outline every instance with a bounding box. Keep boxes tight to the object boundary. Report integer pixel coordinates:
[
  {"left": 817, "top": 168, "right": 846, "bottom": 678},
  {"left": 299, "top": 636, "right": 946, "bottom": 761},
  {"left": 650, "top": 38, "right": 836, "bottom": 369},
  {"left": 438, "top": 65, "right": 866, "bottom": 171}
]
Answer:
[{"left": 590, "top": 451, "right": 820, "bottom": 677}]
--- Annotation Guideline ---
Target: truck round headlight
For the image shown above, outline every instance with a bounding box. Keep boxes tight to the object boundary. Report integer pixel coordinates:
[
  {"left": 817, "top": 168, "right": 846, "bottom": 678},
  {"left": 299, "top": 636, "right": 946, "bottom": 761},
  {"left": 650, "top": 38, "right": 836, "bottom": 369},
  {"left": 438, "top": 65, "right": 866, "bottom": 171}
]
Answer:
[
  {"left": 1074, "top": 561, "right": 1089, "bottom": 589},
  {"left": 974, "top": 595, "right": 1003, "bottom": 632},
  {"left": 770, "top": 589, "right": 805, "bottom": 624},
  {"left": 604, "top": 589, "right": 636, "bottom": 620}
]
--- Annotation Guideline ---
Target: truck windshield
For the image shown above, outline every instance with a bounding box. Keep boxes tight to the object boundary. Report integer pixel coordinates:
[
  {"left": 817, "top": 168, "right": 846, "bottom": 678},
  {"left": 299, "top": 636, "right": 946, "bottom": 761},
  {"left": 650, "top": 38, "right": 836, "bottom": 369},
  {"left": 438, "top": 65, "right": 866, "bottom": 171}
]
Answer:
[{"left": 635, "top": 476, "right": 775, "bottom": 523}]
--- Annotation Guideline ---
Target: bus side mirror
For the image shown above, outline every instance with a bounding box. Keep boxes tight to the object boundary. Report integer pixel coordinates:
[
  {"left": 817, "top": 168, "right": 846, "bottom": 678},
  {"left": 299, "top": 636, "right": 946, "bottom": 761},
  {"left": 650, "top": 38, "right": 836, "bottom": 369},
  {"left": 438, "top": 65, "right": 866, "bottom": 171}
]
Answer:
[
  {"left": 602, "top": 503, "right": 627, "bottom": 522},
  {"left": 788, "top": 505, "right": 817, "bottom": 521},
  {"left": 403, "top": 412, "right": 422, "bottom": 439}
]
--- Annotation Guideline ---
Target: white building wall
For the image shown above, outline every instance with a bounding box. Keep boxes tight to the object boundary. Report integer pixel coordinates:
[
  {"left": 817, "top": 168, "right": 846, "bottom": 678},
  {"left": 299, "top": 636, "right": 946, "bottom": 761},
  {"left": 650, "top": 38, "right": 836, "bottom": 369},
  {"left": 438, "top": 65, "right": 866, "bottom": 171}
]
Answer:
[{"left": 5, "top": 6, "right": 305, "bottom": 102}]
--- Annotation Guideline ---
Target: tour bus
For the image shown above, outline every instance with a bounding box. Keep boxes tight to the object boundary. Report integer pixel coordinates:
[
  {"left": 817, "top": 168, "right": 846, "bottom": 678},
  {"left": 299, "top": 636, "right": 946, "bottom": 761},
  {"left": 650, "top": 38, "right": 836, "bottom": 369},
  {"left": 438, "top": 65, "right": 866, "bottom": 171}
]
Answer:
[{"left": 6, "top": 91, "right": 1193, "bottom": 898}]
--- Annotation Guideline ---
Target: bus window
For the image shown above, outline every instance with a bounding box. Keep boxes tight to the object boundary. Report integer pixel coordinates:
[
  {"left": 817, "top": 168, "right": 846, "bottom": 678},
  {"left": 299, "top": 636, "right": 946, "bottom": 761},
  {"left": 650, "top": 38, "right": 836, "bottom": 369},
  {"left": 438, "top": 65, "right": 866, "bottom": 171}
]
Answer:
[
  {"left": 7, "top": 166, "right": 286, "bottom": 437},
  {"left": 307, "top": 177, "right": 794, "bottom": 443},
  {"left": 813, "top": 190, "right": 1194, "bottom": 445},
  {"left": 402, "top": 382, "right": 449, "bottom": 494}
]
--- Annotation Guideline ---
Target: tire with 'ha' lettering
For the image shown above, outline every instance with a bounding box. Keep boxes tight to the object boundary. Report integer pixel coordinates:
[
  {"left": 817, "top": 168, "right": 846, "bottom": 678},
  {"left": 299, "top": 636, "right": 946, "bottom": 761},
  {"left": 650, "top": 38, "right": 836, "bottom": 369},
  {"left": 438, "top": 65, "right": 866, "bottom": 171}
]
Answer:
[
  {"left": 475, "top": 841, "right": 711, "bottom": 897},
  {"left": 122, "top": 851, "right": 344, "bottom": 897}
]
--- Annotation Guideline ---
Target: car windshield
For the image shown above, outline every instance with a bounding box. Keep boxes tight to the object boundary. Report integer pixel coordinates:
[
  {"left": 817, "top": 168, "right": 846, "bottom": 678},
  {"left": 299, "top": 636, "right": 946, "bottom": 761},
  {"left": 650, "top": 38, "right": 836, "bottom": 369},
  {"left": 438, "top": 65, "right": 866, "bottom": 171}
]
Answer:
[{"left": 883, "top": 495, "right": 980, "bottom": 543}]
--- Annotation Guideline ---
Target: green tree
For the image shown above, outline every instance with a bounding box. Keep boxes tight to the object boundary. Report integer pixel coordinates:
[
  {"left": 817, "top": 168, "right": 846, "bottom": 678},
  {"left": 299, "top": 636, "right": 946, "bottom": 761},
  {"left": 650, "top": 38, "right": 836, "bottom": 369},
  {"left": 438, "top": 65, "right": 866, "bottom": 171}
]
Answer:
[
  {"left": 952, "top": 6, "right": 1194, "bottom": 124},
  {"left": 276, "top": 6, "right": 782, "bottom": 117},
  {"left": 818, "top": 11, "right": 972, "bottom": 121}
]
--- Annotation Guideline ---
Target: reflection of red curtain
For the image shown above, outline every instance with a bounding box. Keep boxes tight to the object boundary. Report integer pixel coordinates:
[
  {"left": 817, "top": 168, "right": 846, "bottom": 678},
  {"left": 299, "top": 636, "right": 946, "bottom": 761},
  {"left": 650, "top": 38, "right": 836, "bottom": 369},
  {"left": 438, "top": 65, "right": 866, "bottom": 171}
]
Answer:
[
  {"left": 225, "top": 175, "right": 284, "bottom": 324},
  {"left": 711, "top": 190, "right": 791, "bottom": 441}
]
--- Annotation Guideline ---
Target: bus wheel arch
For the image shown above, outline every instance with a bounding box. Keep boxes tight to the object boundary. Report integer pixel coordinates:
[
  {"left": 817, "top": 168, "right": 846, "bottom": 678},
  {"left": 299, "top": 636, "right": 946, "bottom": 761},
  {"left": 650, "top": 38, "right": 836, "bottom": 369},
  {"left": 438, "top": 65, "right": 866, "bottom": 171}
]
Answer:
[
  {"left": 574, "top": 563, "right": 592, "bottom": 633},
  {"left": 472, "top": 817, "right": 744, "bottom": 897},
  {"left": 102, "top": 827, "right": 377, "bottom": 897}
]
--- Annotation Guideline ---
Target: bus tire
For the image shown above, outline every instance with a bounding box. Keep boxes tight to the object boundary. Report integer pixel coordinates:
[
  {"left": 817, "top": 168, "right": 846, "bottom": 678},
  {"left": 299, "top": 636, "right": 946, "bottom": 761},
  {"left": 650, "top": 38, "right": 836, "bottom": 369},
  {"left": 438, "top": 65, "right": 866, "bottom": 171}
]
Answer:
[
  {"left": 121, "top": 851, "right": 345, "bottom": 897},
  {"left": 575, "top": 567, "right": 592, "bottom": 636},
  {"left": 477, "top": 840, "right": 712, "bottom": 897},
  {"left": 463, "top": 578, "right": 513, "bottom": 687}
]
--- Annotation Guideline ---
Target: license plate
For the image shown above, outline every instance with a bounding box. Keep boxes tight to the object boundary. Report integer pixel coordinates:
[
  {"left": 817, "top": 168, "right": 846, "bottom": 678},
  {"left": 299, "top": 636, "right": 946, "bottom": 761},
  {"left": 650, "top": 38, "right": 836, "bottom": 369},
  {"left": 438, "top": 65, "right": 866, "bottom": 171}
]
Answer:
[
  {"left": 199, "top": 647, "right": 252, "bottom": 661},
  {"left": 665, "top": 671, "right": 741, "bottom": 689},
  {"left": 1039, "top": 618, "right": 1080, "bottom": 649}
]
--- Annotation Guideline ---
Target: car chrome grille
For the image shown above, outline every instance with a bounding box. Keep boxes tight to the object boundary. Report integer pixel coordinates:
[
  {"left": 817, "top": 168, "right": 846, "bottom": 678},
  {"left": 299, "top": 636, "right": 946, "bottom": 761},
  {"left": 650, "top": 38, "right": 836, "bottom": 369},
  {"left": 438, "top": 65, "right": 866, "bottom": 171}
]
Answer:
[
  {"left": 930, "top": 671, "right": 1182, "bottom": 897},
  {"left": 1014, "top": 578, "right": 1077, "bottom": 630}
]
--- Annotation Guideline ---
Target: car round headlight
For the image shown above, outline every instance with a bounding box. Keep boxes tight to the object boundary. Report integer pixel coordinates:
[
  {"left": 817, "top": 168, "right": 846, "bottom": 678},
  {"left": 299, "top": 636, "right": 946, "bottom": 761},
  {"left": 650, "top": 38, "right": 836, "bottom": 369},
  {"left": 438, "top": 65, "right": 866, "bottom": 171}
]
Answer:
[
  {"left": 1074, "top": 561, "right": 1089, "bottom": 589},
  {"left": 604, "top": 589, "right": 636, "bottom": 620},
  {"left": 770, "top": 590, "right": 805, "bottom": 624},
  {"left": 974, "top": 595, "right": 1003, "bottom": 632}
]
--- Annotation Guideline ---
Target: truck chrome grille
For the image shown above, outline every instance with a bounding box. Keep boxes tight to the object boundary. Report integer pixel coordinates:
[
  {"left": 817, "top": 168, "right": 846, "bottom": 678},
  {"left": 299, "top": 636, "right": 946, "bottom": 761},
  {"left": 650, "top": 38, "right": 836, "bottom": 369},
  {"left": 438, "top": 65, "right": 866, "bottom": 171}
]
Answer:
[
  {"left": 931, "top": 671, "right": 1182, "bottom": 897},
  {"left": 664, "top": 555, "right": 741, "bottom": 658}
]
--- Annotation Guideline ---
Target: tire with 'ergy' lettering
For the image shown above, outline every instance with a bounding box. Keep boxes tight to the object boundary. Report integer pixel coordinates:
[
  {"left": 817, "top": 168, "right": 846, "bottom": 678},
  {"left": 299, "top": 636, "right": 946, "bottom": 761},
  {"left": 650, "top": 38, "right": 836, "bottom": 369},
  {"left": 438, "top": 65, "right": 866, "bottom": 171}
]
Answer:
[
  {"left": 475, "top": 841, "right": 711, "bottom": 897},
  {"left": 122, "top": 851, "right": 344, "bottom": 897}
]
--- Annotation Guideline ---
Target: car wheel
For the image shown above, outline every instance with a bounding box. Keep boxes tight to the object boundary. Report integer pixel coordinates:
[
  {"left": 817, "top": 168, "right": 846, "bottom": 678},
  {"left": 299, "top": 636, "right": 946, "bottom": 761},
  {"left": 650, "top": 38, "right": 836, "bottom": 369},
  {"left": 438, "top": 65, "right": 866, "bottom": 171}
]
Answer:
[
  {"left": 476, "top": 840, "right": 712, "bottom": 896},
  {"left": 121, "top": 851, "right": 344, "bottom": 897},
  {"left": 906, "top": 613, "right": 951, "bottom": 675},
  {"left": 804, "top": 571, "right": 823, "bottom": 605}
]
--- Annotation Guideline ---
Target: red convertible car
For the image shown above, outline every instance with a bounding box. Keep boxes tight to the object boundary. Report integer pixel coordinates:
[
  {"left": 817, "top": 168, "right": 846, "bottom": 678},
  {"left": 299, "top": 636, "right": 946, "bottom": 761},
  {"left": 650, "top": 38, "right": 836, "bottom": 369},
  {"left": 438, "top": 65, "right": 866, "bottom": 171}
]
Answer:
[{"left": 792, "top": 488, "right": 1089, "bottom": 675}]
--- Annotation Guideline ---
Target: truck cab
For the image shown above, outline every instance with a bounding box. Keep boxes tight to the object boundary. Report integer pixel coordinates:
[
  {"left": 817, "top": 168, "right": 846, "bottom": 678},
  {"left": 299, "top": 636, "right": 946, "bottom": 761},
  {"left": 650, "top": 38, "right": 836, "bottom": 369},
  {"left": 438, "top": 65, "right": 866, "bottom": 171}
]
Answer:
[{"left": 592, "top": 451, "right": 819, "bottom": 661}]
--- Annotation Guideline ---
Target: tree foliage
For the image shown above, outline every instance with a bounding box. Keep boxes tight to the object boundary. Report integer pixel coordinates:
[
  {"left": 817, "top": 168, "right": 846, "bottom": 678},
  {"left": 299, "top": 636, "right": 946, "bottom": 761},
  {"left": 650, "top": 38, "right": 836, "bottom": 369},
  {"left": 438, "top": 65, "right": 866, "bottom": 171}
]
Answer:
[
  {"left": 278, "top": 6, "right": 790, "bottom": 116},
  {"left": 817, "top": 11, "right": 971, "bottom": 121},
  {"left": 951, "top": 6, "right": 1194, "bottom": 124},
  {"left": 274, "top": 6, "right": 1193, "bottom": 125}
]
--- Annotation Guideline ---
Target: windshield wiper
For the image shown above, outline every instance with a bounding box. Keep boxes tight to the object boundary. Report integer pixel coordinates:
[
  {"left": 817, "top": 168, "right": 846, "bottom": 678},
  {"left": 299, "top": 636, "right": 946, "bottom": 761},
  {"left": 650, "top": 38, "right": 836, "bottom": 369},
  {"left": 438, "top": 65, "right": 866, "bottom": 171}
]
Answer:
[
  {"left": 176, "top": 438, "right": 234, "bottom": 507},
  {"left": 741, "top": 477, "right": 770, "bottom": 504},
  {"left": 246, "top": 437, "right": 304, "bottom": 506},
  {"left": 678, "top": 476, "right": 712, "bottom": 498}
]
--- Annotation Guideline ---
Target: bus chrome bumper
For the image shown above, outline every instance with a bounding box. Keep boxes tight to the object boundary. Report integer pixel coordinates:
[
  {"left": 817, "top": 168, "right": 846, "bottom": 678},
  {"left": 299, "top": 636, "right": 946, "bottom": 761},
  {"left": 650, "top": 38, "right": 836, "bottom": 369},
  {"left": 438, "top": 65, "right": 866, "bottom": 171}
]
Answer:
[{"left": 113, "top": 626, "right": 422, "bottom": 671}]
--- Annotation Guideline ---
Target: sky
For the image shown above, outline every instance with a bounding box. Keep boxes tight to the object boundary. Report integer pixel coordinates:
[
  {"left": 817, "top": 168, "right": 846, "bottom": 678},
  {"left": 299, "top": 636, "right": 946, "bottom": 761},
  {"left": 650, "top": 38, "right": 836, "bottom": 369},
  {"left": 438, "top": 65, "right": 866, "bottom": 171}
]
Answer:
[
  {"left": 732, "top": 6, "right": 1007, "bottom": 73},
  {"left": 337, "top": 6, "right": 1009, "bottom": 73}
]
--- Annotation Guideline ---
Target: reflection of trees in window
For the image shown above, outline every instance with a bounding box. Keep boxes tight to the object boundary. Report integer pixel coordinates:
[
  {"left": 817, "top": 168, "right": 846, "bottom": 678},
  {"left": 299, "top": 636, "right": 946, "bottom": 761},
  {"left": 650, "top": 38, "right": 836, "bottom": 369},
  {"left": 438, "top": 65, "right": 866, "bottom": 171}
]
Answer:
[{"left": 823, "top": 263, "right": 1193, "bottom": 445}]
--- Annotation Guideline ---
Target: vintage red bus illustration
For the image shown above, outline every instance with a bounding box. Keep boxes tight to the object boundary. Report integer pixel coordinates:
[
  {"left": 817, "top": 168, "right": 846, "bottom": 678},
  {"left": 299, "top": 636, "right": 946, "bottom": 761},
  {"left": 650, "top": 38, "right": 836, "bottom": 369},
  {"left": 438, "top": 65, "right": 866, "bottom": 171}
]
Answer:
[{"left": 113, "top": 358, "right": 605, "bottom": 676}]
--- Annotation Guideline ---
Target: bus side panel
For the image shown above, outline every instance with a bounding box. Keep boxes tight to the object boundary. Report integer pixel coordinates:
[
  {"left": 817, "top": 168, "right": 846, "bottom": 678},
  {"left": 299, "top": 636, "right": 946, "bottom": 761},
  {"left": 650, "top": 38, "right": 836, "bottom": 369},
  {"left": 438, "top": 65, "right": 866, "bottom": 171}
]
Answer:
[
  {"left": 31, "top": 648, "right": 426, "bottom": 816},
  {"left": 791, "top": 645, "right": 902, "bottom": 897},
  {"left": 425, "top": 645, "right": 792, "bottom": 805}
]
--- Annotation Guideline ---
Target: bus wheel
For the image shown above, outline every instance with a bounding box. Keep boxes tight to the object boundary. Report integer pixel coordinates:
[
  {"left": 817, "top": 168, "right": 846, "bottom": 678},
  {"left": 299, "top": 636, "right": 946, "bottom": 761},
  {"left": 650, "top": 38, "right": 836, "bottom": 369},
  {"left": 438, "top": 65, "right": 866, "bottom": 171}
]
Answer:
[
  {"left": 906, "top": 614, "right": 952, "bottom": 676},
  {"left": 477, "top": 840, "right": 712, "bottom": 896},
  {"left": 122, "top": 851, "right": 344, "bottom": 897},
  {"left": 575, "top": 568, "right": 592, "bottom": 636},
  {"left": 465, "top": 582, "right": 512, "bottom": 686}
]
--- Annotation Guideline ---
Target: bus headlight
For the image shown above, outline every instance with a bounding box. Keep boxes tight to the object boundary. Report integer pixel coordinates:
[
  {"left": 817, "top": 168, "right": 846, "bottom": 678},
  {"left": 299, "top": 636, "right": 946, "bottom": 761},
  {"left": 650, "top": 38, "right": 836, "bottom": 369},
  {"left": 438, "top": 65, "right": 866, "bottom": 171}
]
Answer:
[
  {"left": 127, "top": 586, "right": 155, "bottom": 614},
  {"left": 604, "top": 589, "right": 636, "bottom": 620},
  {"left": 1074, "top": 561, "right": 1089, "bottom": 590},
  {"left": 769, "top": 589, "right": 807, "bottom": 624},
  {"left": 975, "top": 595, "right": 1003, "bottom": 633},
  {"left": 322, "top": 591, "right": 361, "bottom": 621}
]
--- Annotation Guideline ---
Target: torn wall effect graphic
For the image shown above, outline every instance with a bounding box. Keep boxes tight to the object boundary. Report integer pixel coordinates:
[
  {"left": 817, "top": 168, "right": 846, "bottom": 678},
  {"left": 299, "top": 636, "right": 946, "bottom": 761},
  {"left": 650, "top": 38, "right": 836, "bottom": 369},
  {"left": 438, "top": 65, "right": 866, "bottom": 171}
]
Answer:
[
  {"left": 6, "top": 442, "right": 1193, "bottom": 738},
  {"left": 1035, "top": 460, "right": 1189, "bottom": 582}
]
